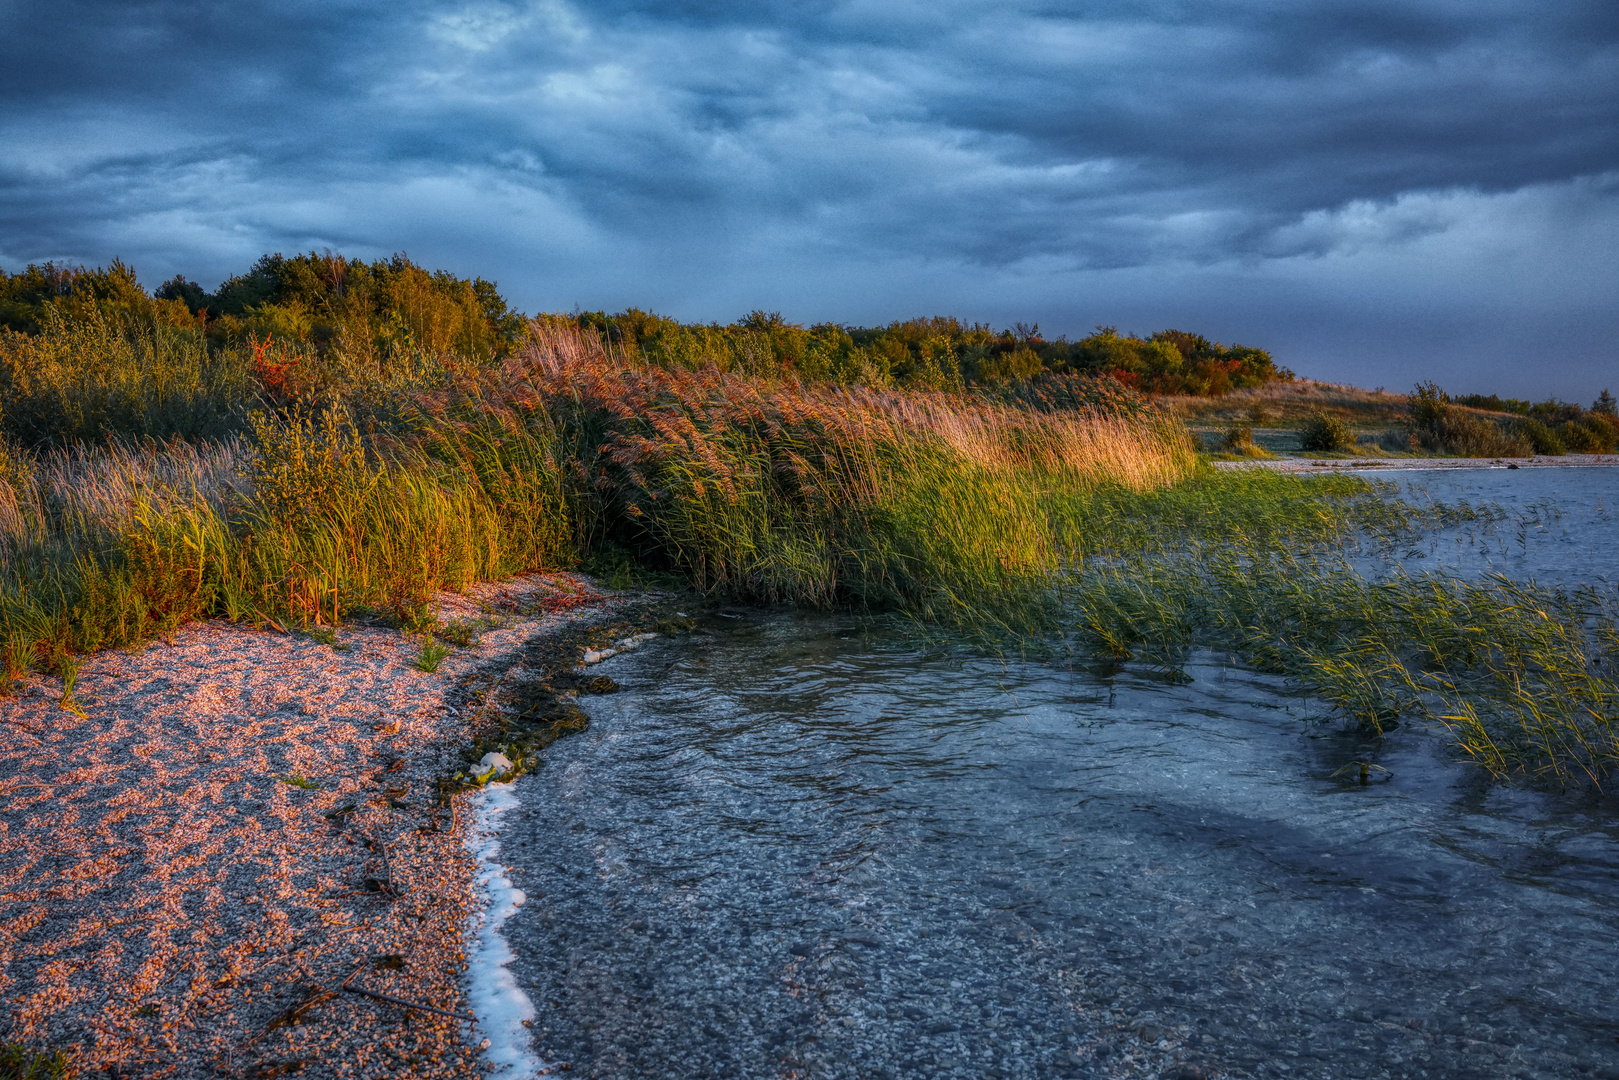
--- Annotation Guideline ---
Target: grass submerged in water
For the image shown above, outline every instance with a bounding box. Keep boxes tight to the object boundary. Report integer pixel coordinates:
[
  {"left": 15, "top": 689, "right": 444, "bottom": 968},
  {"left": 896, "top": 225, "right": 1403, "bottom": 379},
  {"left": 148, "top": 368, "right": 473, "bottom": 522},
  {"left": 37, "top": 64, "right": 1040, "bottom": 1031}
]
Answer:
[{"left": 1056, "top": 472, "right": 1619, "bottom": 785}]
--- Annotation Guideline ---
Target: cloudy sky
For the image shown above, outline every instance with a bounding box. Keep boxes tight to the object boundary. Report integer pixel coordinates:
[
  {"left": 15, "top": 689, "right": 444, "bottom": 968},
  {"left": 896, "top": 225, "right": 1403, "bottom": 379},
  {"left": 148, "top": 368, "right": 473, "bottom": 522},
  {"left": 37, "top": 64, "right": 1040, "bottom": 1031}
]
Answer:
[{"left": 1, "top": 1, "right": 1615, "bottom": 397}]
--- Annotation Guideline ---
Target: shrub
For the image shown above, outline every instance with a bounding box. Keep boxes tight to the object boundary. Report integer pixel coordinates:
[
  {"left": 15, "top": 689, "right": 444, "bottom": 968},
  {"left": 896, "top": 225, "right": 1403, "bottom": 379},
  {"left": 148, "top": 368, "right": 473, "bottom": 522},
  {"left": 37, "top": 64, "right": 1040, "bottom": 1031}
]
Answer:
[
  {"left": 1516, "top": 417, "right": 1565, "bottom": 456},
  {"left": 1405, "top": 382, "right": 1528, "bottom": 457},
  {"left": 1220, "top": 426, "right": 1270, "bottom": 457},
  {"left": 1556, "top": 414, "right": 1619, "bottom": 453},
  {"left": 1299, "top": 412, "right": 1354, "bottom": 452},
  {"left": 0, "top": 308, "right": 256, "bottom": 446}
]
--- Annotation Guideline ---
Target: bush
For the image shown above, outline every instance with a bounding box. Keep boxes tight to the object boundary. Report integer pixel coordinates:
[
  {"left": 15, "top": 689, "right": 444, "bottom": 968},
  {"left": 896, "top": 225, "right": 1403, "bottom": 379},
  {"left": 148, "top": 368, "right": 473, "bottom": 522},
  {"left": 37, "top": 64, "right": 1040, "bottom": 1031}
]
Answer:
[
  {"left": 1556, "top": 414, "right": 1619, "bottom": 453},
  {"left": 1299, "top": 412, "right": 1354, "bottom": 452},
  {"left": 1516, "top": 417, "right": 1565, "bottom": 456},
  {"left": 1404, "top": 382, "right": 1528, "bottom": 457},
  {"left": 1220, "top": 426, "right": 1270, "bottom": 457}
]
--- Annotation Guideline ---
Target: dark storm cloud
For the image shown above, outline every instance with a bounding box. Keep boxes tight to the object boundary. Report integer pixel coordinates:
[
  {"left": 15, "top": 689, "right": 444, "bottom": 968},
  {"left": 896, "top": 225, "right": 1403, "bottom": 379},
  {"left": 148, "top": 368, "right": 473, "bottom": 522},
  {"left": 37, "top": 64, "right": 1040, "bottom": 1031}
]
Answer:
[{"left": 1, "top": 0, "right": 1616, "bottom": 394}]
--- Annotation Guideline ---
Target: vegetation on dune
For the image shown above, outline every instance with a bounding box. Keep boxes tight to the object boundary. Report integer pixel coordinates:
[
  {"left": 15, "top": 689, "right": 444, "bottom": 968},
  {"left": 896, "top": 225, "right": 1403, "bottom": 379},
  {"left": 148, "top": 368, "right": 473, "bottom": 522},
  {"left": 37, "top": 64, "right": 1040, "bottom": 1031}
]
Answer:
[
  {"left": 419, "top": 323, "right": 1193, "bottom": 624},
  {"left": 0, "top": 309, "right": 1192, "bottom": 685},
  {"left": 2, "top": 253, "right": 1616, "bottom": 785},
  {"left": 1171, "top": 379, "right": 1619, "bottom": 458},
  {"left": 562, "top": 310, "right": 1291, "bottom": 396},
  {"left": 1298, "top": 411, "right": 1355, "bottom": 453},
  {"left": 3, "top": 254, "right": 1290, "bottom": 403},
  {"left": 1449, "top": 386, "right": 1619, "bottom": 455}
]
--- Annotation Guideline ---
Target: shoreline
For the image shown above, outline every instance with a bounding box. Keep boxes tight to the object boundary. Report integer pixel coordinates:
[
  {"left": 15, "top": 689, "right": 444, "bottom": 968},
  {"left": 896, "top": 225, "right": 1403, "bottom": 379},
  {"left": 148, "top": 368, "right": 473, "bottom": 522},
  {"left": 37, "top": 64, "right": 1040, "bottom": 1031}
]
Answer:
[
  {"left": 1211, "top": 452, "right": 1619, "bottom": 473},
  {"left": 0, "top": 572, "right": 639, "bottom": 1078}
]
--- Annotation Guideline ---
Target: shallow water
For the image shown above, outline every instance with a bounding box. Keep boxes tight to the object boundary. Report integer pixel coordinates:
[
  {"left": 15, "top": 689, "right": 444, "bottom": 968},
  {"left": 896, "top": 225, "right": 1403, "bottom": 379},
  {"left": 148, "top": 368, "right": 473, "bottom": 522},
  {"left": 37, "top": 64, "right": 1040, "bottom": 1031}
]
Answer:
[
  {"left": 498, "top": 470, "right": 1619, "bottom": 1080},
  {"left": 1369, "top": 465, "right": 1618, "bottom": 585}
]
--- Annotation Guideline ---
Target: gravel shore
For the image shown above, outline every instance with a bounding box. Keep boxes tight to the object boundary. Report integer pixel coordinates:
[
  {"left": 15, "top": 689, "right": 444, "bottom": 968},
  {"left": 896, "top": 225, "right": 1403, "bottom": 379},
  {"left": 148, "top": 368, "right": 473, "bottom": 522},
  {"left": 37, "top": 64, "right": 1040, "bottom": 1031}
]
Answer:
[
  {"left": 0, "top": 572, "right": 623, "bottom": 1079},
  {"left": 1212, "top": 452, "right": 1619, "bottom": 472}
]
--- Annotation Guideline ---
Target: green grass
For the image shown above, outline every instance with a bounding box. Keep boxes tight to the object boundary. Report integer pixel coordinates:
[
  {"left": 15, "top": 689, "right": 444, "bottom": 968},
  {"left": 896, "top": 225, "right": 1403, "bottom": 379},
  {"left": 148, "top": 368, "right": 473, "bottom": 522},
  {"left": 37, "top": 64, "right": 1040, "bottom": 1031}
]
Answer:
[
  {"left": 1061, "top": 495, "right": 1619, "bottom": 784},
  {"left": 412, "top": 638, "right": 453, "bottom": 673},
  {"left": 3, "top": 310, "right": 1615, "bottom": 785},
  {"left": 0, "top": 1042, "right": 70, "bottom": 1080}
]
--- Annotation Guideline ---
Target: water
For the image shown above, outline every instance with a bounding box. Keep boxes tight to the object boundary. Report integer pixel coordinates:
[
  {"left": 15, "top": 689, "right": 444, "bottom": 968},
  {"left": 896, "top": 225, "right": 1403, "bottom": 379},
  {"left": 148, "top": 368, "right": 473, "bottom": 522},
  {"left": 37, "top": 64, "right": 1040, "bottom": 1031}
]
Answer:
[
  {"left": 1372, "top": 466, "right": 1617, "bottom": 585},
  {"left": 497, "top": 469, "right": 1619, "bottom": 1080}
]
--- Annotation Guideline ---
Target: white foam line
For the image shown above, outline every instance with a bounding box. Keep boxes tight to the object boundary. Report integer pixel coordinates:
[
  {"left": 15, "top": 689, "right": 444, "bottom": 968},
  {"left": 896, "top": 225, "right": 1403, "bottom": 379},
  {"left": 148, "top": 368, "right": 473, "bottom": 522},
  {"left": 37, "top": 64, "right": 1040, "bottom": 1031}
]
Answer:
[{"left": 465, "top": 780, "right": 545, "bottom": 1077}]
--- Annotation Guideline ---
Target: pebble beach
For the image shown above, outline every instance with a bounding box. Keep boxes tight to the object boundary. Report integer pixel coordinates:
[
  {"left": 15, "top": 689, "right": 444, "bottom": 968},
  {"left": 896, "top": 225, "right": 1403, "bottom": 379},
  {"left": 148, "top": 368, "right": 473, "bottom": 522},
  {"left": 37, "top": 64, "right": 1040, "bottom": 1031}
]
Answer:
[{"left": 0, "top": 572, "right": 622, "bottom": 1079}]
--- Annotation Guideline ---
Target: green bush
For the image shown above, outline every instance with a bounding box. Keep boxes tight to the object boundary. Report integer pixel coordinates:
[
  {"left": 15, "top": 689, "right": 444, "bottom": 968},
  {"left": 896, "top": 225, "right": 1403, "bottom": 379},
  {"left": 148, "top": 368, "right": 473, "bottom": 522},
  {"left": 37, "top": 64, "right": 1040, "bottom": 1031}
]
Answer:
[
  {"left": 1219, "top": 425, "right": 1270, "bottom": 457},
  {"left": 1516, "top": 417, "right": 1565, "bottom": 455},
  {"left": 1556, "top": 414, "right": 1619, "bottom": 453},
  {"left": 1299, "top": 412, "right": 1354, "bottom": 452},
  {"left": 1405, "top": 382, "right": 1528, "bottom": 456}
]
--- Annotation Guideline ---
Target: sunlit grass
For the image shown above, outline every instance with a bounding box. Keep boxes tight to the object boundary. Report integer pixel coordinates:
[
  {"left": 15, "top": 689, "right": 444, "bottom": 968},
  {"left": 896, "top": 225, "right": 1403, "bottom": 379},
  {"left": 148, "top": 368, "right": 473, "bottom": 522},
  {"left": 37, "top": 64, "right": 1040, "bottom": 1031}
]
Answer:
[{"left": 3, "top": 315, "right": 1613, "bottom": 785}]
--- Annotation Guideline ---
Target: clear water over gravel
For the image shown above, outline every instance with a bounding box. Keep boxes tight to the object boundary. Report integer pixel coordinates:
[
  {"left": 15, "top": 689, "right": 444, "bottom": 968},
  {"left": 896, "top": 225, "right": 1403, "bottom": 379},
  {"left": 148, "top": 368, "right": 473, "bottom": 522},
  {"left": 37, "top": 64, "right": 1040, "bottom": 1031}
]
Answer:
[{"left": 499, "top": 469, "right": 1619, "bottom": 1080}]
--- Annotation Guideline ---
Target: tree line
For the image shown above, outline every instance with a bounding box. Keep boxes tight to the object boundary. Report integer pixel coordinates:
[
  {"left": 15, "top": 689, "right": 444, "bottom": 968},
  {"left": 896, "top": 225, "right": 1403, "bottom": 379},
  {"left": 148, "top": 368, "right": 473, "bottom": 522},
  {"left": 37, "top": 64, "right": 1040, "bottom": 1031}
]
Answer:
[{"left": 0, "top": 253, "right": 1291, "bottom": 397}]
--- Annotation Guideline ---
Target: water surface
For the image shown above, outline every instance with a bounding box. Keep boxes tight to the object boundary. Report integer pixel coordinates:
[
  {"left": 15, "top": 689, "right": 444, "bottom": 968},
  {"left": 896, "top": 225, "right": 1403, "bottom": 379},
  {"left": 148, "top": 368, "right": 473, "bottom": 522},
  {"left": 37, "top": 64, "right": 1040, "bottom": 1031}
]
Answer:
[{"left": 498, "top": 469, "right": 1619, "bottom": 1080}]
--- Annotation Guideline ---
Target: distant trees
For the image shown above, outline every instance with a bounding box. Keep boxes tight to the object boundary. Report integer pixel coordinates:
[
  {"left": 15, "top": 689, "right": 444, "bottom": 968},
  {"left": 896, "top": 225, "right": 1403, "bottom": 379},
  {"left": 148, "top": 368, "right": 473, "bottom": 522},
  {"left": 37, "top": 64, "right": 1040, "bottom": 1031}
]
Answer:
[
  {"left": 2, "top": 253, "right": 1293, "bottom": 400},
  {"left": 1416, "top": 383, "right": 1619, "bottom": 455},
  {"left": 561, "top": 312, "right": 1293, "bottom": 397}
]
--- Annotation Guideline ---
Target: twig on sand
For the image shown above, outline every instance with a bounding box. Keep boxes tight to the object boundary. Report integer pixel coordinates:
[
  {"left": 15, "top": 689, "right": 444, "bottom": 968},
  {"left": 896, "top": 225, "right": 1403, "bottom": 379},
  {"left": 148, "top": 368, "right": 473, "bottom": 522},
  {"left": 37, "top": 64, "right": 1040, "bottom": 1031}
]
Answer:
[
  {"left": 340, "top": 983, "right": 469, "bottom": 1020},
  {"left": 233, "top": 964, "right": 364, "bottom": 1055}
]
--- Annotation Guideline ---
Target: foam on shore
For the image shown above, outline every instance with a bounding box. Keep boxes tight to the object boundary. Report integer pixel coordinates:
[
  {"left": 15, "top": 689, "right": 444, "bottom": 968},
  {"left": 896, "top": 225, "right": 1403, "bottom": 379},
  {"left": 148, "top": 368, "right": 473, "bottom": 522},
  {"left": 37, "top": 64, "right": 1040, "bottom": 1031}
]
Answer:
[{"left": 466, "top": 779, "right": 546, "bottom": 1077}]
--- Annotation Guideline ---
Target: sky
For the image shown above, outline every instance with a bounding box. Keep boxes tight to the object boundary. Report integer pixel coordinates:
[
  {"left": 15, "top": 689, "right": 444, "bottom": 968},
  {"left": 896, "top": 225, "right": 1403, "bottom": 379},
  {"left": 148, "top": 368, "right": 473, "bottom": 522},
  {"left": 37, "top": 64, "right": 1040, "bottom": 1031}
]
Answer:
[{"left": 1, "top": 1, "right": 1616, "bottom": 399}]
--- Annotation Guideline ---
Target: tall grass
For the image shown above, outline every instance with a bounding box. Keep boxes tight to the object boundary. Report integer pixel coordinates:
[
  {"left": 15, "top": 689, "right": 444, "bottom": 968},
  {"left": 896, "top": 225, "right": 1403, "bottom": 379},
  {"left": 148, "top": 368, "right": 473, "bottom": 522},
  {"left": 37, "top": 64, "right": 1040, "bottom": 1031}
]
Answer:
[
  {"left": 416, "top": 323, "right": 1194, "bottom": 622},
  {"left": 0, "top": 320, "right": 1193, "bottom": 680},
  {"left": 6, "top": 313, "right": 1612, "bottom": 784},
  {"left": 0, "top": 414, "right": 570, "bottom": 683},
  {"left": 0, "top": 308, "right": 257, "bottom": 446},
  {"left": 1062, "top": 487, "right": 1619, "bottom": 784}
]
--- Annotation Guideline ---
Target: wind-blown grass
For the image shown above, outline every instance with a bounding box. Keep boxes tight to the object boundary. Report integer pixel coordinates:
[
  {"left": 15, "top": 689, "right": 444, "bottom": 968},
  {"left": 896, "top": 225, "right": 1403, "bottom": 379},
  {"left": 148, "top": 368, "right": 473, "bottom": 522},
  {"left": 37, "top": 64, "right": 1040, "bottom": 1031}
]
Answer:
[
  {"left": 0, "top": 415, "right": 571, "bottom": 682},
  {"left": 417, "top": 323, "right": 1194, "bottom": 624},
  {"left": 1063, "top": 499, "right": 1619, "bottom": 784},
  {"left": 0, "top": 322, "right": 1193, "bottom": 681},
  {"left": 4, "top": 313, "right": 1613, "bottom": 784}
]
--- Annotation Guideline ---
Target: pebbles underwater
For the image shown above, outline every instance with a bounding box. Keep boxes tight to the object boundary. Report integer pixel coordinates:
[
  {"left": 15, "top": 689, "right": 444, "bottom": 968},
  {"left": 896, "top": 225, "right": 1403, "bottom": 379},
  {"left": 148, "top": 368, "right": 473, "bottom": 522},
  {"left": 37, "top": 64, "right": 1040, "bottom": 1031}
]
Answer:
[
  {"left": 473, "top": 470, "right": 1619, "bottom": 1079},
  {"left": 486, "top": 609, "right": 1619, "bottom": 1080}
]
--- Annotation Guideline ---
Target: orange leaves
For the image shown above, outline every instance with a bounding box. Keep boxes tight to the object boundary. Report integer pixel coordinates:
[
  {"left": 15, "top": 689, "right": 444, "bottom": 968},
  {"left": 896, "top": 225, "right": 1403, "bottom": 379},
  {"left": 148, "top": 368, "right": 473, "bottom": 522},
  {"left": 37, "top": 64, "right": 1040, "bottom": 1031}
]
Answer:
[{"left": 248, "top": 334, "right": 299, "bottom": 401}]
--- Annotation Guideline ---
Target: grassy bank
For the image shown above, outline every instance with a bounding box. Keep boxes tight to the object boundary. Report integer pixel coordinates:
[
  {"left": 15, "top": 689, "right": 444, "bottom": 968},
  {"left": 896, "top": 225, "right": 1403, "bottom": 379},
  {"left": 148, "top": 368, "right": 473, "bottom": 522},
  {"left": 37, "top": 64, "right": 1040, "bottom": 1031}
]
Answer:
[
  {"left": 2, "top": 309, "right": 1615, "bottom": 786},
  {"left": 0, "top": 317, "right": 1192, "bottom": 684},
  {"left": 1176, "top": 379, "right": 1619, "bottom": 458}
]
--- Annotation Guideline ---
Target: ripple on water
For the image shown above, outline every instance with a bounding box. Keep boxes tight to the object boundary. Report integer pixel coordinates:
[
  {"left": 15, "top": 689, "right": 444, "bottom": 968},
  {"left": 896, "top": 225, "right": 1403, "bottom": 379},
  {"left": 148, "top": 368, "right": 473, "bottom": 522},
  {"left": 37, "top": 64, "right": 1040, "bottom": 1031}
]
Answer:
[
  {"left": 483, "top": 450, "right": 1619, "bottom": 1080},
  {"left": 494, "top": 604, "right": 1619, "bottom": 1080}
]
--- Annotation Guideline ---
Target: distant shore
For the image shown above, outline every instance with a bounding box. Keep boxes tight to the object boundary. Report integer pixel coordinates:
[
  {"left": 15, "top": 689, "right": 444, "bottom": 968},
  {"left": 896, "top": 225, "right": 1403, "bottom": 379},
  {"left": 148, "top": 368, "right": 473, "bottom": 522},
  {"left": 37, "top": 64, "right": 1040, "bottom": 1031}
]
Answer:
[{"left": 1212, "top": 453, "right": 1619, "bottom": 473}]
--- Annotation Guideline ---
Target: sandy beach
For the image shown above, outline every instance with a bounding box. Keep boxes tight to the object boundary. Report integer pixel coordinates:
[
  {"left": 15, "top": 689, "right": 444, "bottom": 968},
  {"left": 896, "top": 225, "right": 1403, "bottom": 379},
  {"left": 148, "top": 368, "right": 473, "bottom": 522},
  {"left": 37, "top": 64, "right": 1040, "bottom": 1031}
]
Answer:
[{"left": 0, "top": 572, "right": 625, "bottom": 1079}]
